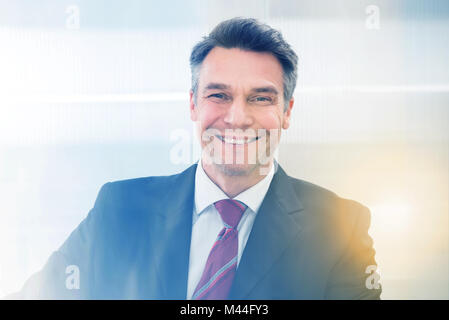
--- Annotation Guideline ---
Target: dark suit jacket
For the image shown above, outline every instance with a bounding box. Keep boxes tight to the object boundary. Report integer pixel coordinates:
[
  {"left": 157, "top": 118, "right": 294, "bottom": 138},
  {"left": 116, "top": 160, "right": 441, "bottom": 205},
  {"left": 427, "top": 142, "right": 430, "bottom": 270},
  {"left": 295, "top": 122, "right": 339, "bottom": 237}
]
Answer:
[{"left": 10, "top": 163, "right": 381, "bottom": 299}]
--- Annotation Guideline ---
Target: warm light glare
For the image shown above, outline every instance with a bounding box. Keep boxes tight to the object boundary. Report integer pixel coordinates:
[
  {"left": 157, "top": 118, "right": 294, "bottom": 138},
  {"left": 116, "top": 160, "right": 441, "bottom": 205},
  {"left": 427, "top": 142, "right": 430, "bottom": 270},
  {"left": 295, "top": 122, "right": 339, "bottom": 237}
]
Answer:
[{"left": 370, "top": 203, "right": 412, "bottom": 232}]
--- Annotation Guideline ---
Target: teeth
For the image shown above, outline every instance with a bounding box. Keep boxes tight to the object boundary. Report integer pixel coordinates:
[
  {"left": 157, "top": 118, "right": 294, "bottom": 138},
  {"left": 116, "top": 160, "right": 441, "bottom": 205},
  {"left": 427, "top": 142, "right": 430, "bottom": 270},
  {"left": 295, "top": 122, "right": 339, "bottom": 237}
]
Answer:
[
  {"left": 224, "top": 137, "right": 245, "bottom": 144},
  {"left": 217, "top": 135, "right": 258, "bottom": 144}
]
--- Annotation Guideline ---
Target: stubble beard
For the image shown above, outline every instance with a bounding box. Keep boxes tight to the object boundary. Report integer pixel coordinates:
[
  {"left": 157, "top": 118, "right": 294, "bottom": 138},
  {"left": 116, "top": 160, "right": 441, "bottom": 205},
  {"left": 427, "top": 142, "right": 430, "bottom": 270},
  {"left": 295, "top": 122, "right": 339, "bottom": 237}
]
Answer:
[
  {"left": 214, "top": 160, "right": 260, "bottom": 177},
  {"left": 202, "top": 130, "right": 278, "bottom": 178}
]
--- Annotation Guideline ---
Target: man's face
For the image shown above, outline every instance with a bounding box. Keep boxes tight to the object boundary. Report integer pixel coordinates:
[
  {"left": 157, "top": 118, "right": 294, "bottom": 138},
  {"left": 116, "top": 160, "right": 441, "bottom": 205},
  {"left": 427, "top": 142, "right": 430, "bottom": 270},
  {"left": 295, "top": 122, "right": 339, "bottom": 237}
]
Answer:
[{"left": 190, "top": 47, "right": 294, "bottom": 177}]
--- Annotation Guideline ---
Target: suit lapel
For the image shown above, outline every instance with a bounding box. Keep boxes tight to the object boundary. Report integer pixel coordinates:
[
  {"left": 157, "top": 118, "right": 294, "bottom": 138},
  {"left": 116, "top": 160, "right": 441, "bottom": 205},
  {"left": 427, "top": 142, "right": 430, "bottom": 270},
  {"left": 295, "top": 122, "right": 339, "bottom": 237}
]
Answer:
[
  {"left": 151, "top": 164, "right": 197, "bottom": 299},
  {"left": 229, "top": 164, "right": 305, "bottom": 299}
]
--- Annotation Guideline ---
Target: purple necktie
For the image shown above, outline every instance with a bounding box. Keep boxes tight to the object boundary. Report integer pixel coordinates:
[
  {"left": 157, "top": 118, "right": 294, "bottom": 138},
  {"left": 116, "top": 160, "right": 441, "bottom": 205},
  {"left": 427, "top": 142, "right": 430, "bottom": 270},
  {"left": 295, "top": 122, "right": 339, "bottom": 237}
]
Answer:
[{"left": 192, "top": 199, "right": 246, "bottom": 300}]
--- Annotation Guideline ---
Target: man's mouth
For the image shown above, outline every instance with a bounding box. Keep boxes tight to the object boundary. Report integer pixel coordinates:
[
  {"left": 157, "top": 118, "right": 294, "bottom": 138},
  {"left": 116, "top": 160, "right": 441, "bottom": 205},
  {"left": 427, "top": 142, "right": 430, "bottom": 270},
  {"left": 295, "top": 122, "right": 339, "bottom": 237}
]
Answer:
[{"left": 215, "top": 135, "right": 261, "bottom": 145}]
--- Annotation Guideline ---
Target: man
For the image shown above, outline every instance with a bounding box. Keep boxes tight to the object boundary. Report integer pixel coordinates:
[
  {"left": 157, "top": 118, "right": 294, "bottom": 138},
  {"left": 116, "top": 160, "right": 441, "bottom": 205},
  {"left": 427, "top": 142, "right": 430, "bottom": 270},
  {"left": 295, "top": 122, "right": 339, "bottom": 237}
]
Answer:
[{"left": 10, "top": 17, "right": 381, "bottom": 299}]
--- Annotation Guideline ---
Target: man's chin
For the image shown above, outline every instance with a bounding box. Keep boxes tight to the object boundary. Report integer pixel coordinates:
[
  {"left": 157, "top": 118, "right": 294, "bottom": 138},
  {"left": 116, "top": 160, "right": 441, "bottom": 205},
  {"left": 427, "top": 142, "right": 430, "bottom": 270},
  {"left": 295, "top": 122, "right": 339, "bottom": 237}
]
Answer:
[{"left": 214, "top": 162, "right": 259, "bottom": 177}]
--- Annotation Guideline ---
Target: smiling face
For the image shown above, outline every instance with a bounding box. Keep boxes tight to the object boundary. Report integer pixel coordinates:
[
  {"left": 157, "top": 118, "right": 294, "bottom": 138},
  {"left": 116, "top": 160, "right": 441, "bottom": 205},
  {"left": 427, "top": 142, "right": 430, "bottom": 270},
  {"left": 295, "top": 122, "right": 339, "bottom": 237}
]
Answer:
[{"left": 190, "top": 47, "right": 294, "bottom": 178}]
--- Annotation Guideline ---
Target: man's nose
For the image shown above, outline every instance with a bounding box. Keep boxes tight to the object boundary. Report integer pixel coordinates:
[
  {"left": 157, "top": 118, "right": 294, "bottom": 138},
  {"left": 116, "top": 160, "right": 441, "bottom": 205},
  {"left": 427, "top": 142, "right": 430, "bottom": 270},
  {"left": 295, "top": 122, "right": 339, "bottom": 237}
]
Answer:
[{"left": 223, "top": 98, "right": 252, "bottom": 128}]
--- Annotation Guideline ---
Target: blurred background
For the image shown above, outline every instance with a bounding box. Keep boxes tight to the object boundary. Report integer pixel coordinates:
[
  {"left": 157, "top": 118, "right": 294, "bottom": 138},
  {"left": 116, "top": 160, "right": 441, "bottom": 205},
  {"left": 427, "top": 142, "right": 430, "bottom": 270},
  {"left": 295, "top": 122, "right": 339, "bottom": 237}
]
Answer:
[{"left": 0, "top": 0, "right": 448, "bottom": 299}]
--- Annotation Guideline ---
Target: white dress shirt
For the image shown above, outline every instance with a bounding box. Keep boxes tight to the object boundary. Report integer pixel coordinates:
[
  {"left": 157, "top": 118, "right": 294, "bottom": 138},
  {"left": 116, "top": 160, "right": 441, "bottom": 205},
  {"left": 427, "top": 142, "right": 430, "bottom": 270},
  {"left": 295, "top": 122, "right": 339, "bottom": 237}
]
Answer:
[{"left": 186, "top": 159, "right": 275, "bottom": 299}]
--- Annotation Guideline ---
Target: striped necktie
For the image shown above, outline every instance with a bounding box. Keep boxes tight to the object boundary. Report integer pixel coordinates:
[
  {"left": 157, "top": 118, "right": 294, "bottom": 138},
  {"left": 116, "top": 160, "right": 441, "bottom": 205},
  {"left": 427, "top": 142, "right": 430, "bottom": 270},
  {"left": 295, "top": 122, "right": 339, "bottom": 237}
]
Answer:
[{"left": 192, "top": 199, "right": 247, "bottom": 300}]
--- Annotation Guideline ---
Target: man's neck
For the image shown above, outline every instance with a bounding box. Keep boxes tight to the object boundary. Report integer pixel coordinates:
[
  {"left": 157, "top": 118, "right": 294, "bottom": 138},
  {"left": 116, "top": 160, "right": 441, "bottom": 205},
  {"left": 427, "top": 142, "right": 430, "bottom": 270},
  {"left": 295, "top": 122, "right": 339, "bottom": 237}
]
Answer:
[{"left": 201, "top": 160, "right": 273, "bottom": 198}]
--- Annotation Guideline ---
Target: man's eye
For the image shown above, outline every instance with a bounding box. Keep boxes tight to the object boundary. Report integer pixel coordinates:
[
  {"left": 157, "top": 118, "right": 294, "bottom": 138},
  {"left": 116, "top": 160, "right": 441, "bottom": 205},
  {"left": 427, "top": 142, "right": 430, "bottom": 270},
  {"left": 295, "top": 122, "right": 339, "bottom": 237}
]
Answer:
[
  {"left": 250, "top": 96, "right": 273, "bottom": 104},
  {"left": 207, "top": 93, "right": 228, "bottom": 100},
  {"left": 205, "top": 93, "right": 232, "bottom": 103}
]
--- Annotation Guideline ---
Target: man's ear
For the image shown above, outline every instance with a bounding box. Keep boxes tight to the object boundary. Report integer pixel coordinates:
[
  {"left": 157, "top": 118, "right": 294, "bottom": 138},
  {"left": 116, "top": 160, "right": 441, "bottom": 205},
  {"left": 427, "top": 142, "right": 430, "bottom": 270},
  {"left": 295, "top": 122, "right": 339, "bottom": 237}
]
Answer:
[
  {"left": 190, "top": 90, "right": 198, "bottom": 121},
  {"left": 282, "top": 97, "right": 294, "bottom": 130}
]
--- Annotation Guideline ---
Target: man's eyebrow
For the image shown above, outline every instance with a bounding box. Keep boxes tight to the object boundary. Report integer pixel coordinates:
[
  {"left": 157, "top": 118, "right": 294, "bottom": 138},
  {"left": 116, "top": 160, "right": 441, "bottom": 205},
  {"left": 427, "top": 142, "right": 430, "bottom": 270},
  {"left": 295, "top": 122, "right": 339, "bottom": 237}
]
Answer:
[
  {"left": 203, "top": 83, "right": 231, "bottom": 92},
  {"left": 202, "top": 83, "right": 279, "bottom": 95},
  {"left": 250, "top": 86, "right": 279, "bottom": 95}
]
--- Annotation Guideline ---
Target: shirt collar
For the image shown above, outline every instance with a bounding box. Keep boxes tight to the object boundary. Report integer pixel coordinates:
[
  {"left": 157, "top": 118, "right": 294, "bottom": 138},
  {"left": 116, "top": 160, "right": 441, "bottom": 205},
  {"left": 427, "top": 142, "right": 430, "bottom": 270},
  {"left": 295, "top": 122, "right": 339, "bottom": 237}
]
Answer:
[{"left": 194, "top": 158, "right": 275, "bottom": 216}]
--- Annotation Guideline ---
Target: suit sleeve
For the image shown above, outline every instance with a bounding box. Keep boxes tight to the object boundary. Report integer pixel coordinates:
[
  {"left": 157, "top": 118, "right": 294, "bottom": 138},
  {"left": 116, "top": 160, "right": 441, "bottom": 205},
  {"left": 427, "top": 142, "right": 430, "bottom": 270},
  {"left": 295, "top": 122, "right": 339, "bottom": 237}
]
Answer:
[
  {"left": 325, "top": 203, "right": 382, "bottom": 300},
  {"left": 4, "top": 183, "right": 111, "bottom": 299}
]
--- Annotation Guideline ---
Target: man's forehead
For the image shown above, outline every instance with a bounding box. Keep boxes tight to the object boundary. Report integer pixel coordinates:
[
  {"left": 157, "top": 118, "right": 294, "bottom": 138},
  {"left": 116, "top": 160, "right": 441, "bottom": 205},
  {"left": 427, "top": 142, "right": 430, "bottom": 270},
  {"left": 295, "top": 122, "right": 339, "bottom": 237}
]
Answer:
[{"left": 198, "top": 47, "right": 284, "bottom": 88}]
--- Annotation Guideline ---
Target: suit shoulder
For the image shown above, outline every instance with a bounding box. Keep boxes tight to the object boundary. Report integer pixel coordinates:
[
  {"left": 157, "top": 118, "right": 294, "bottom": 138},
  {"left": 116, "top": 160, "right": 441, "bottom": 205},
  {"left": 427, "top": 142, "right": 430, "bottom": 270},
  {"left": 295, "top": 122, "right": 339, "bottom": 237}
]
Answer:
[
  {"left": 105, "top": 165, "right": 195, "bottom": 195},
  {"left": 288, "top": 176, "right": 339, "bottom": 201},
  {"left": 286, "top": 176, "right": 339, "bottom": 210},
  {"left": 94, "top": 164, "right": 196, "bottom": 209},
  {"left": 286, "top": 175, "right": 370, "bottom": 222},
  {"left": 106, "top": 172, "right": 181, "bottom": 193},
  {"left": 285, "top": 175, "right": 372, "bottom": 253}
]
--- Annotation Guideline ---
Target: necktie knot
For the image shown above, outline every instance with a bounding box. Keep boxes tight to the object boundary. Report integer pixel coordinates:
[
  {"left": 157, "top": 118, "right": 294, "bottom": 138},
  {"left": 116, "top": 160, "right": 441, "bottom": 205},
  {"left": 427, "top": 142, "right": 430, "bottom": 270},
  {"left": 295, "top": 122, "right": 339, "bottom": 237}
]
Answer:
[{"left": 214, "top": 199, "right": 246, "bottom": 229}]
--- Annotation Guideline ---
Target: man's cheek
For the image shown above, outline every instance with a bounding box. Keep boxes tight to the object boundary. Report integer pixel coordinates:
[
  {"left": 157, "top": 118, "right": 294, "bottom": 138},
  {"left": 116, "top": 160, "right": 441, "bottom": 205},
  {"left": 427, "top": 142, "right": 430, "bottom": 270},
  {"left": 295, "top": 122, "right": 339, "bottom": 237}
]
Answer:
[
  {"left": 260, "top": 112, "right": 282, "bottom": 129},
  {"left": 201, "top": 128, "right": 224, "bottom": 165}
]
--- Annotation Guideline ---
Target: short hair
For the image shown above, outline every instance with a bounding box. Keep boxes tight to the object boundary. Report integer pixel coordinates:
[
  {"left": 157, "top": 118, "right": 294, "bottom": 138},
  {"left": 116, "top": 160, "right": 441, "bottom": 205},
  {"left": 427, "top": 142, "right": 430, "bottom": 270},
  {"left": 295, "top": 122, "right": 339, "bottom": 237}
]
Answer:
[{"left": 190, "top": 17, "right": 298, "bottom": 111}]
